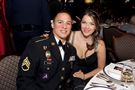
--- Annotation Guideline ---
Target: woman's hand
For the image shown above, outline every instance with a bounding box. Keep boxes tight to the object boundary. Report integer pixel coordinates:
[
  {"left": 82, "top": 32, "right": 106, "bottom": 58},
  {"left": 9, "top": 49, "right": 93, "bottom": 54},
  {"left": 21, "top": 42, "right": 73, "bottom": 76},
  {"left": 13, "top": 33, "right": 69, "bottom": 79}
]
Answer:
[{"left": 73, "top": 70, "right": 85, "bottom": 80}]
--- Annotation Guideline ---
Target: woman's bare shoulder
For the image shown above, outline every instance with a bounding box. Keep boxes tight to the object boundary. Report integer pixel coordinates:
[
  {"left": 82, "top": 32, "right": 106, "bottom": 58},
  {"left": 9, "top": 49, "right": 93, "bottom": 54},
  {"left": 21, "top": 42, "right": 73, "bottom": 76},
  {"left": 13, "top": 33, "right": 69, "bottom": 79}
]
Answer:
[
  {"left": 97, "top": 39, "right": 105, "bottom": 49},
  {"left": 71, "top": 30, "right": 80, "bottom": 34},
  {"left": 98, "top": 39, "right": 105, "bottom": 45},
  {"left": 69, "top": 30, "right": 80, "bottom": 43},
  {"left": 70, "top": 31, "right": 80, "bottom": 38}
]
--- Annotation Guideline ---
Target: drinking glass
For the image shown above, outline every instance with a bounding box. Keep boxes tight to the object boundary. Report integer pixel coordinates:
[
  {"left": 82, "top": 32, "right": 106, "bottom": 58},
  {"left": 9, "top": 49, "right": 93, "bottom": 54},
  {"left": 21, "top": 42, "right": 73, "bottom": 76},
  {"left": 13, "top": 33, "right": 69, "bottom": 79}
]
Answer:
[
  {"left": 132, "top": 67, "right": 135, "bottom": 87},
  {"left": 121, "top": 65, "right": 133, "bottom": 86}
]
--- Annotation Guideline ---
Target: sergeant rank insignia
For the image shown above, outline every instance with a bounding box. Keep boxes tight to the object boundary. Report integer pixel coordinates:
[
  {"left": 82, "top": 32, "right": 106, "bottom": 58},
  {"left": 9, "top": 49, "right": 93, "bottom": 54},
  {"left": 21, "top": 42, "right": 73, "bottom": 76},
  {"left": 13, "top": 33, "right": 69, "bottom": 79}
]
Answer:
[{"left": 21, "top": 57, "right": 31, "bottom": 71}]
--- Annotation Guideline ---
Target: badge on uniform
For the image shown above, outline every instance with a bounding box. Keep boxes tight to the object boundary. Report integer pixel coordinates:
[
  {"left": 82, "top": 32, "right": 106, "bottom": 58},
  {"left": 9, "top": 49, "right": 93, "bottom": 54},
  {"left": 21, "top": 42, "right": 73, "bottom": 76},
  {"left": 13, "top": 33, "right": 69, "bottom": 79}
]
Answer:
[
  {"left": 21, "top": 57, "right": 30, "bottom": 71},
  {"left": 69, "top": 56, "right": 76, "bottom": 62},
  {"left": 44, "top": 50, "right": 53, "bottom": 64},
  {"left": 42, "top": 73, "right": 48, "bottom": 80},
  {"left": 69, "top": 56, "right": 75, "bottom": 69}
]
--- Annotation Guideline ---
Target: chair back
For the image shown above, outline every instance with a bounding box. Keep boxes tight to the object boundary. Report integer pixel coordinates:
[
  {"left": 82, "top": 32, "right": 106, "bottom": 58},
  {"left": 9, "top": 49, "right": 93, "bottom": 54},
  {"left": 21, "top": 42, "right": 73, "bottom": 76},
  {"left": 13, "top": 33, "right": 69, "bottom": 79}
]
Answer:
[
  {"left": 103, "top": 26, "right": 125, "bottom": 63},
  {"left": 103, "top": 26, "right": 125, "bottom": 49},
  {"left": 113, "top": 33, "right": 135, "bottom": 61},
  {"left": 0, "top": 55, "right": 20, "bottom": 90}
]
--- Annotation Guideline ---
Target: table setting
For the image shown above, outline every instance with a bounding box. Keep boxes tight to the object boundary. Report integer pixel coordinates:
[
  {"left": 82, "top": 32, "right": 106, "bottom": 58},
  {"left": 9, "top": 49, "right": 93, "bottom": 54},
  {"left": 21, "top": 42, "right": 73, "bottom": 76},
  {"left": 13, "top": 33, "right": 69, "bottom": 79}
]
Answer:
[{"left": 84, "top": 59, "right": 135, "bottom": 90}]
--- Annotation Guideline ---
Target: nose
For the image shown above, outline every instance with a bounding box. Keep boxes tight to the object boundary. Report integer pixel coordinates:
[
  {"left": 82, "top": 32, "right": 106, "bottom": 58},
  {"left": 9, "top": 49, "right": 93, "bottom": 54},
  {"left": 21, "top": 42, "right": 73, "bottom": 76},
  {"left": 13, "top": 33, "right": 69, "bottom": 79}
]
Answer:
[
  {"left": 85, "top": 23, "right": 90, "bottom": 28},
  {"left": 62, "top": 23, "right": 67, "bottom": 29}
]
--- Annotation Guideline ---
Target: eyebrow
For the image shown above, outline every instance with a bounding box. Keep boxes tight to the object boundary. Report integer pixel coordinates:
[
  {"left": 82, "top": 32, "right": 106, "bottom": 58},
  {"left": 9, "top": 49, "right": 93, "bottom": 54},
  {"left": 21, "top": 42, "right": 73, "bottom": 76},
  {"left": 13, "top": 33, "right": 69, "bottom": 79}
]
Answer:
[{"left": 56, "top": 20, "right": 72, "bottom": 23}]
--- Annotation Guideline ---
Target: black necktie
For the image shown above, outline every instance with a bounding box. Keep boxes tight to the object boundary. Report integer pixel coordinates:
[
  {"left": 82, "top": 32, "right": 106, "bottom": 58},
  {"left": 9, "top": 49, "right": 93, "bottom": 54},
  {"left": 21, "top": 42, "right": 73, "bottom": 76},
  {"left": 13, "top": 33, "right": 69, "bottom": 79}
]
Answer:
[{"left": 58, "top": 40, "right": 66, "bottom": 51}]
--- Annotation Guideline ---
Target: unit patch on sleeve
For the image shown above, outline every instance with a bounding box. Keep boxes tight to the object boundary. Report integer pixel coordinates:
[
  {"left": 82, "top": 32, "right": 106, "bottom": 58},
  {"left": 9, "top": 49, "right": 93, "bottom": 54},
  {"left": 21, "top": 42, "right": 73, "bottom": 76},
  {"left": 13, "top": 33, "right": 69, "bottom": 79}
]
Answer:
[{"left": 21, "top": 57, "right": 31, "bottom": 71}]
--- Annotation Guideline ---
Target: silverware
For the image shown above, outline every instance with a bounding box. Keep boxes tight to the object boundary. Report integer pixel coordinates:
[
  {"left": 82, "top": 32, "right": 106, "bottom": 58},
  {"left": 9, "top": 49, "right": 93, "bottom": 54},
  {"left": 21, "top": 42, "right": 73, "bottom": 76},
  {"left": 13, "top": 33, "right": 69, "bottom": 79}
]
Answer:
[
  {"left": 91, "top": 82, "right": 115, "bottom": 87},
  {"left": 97, "top": 73, "right": 129, "bottom": 88},
  {"left": 96, "top": 73, "right": 113, "bottom": 83},
  {"left": 90, "top": 82, "right": 116, "bottom": 90}
]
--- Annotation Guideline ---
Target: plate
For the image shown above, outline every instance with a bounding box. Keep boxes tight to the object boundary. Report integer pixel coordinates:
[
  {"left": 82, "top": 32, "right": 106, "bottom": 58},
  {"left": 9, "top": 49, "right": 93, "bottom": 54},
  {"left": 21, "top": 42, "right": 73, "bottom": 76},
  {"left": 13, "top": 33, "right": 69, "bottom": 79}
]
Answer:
[
  {"left": 104, "top": 63, "right": 123, "bottom": 81},
  {"left": 85, "top": 86, "right": 112, "bottom": 90},
  {"left": 103, "top": 63, "right": 133, "bottom": 81}
]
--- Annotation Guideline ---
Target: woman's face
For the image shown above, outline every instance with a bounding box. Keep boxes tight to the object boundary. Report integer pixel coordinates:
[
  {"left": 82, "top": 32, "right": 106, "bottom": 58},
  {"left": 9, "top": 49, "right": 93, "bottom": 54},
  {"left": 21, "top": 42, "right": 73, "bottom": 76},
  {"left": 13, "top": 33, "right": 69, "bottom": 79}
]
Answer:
[{"left": 81, "top": 15, "right": 96, "bottom": 37}]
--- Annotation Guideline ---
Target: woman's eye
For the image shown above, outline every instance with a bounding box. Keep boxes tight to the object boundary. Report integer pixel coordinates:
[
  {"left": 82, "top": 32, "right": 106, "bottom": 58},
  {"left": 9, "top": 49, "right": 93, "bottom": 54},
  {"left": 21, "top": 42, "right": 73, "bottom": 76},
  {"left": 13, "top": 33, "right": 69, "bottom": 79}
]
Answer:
[
  {"left": 81, "top": 21, "right": 95, "bottom": 26},
  {"left": 89, "top": 22, "right": 95, "bottom": 25},
  {"left": 81, "top": 21, "right": 86, "bottom": 24}
]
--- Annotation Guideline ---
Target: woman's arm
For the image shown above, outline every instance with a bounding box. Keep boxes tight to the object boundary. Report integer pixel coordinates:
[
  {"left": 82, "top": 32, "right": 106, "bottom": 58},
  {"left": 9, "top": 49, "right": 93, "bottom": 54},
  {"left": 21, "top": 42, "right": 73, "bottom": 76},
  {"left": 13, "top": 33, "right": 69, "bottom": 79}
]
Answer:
[
  {"left": 73, "top": 40, "right": 106, "bottom": 80},
  {"left": 84, "top": 40, "right": 106, "bottom": 80}
]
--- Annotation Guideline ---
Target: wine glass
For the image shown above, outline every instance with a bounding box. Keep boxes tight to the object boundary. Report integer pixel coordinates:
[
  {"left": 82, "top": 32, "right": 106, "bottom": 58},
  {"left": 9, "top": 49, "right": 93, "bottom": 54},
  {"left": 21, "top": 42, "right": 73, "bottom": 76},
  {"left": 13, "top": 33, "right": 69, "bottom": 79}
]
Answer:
[
  {"left": 121, "top": 65, "right": 133, "bottom": 87},
  {"left": 132, "top": 67, "right": 135, "bottom": 87}
]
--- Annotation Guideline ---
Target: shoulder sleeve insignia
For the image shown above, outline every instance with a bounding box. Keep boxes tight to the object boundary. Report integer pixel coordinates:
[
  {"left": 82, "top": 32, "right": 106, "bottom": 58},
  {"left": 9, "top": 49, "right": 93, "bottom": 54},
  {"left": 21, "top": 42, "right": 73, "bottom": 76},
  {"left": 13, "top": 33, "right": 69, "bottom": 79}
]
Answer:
[{"left": 21, "top": 57, "right": 31, "bottom": 71}]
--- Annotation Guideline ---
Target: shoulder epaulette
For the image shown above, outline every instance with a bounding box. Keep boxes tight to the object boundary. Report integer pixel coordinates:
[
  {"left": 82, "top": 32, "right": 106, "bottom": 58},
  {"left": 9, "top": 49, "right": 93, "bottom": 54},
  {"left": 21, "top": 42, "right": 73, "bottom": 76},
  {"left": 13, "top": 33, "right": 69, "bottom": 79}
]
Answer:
[{"left": 35, "top": 35, "right": 49, "bottom": 43}]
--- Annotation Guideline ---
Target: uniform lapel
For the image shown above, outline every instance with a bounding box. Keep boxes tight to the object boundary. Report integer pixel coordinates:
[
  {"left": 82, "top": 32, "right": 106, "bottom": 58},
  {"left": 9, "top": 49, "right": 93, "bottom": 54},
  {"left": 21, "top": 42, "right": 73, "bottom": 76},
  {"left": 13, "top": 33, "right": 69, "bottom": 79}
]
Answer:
[
  {"left": 52, "top": 45, "right": 63, "bottom": 62},
  {"left": 48, "top": 34, "right": 62, "bottom": 62}
]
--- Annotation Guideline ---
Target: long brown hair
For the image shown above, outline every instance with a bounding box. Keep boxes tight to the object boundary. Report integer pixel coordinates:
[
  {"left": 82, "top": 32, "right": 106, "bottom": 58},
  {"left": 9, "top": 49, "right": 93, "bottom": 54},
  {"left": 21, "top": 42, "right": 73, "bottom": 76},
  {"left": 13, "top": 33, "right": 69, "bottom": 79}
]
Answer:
[{"left": 80, "top": 8, "right": 101, "bottom": 50}]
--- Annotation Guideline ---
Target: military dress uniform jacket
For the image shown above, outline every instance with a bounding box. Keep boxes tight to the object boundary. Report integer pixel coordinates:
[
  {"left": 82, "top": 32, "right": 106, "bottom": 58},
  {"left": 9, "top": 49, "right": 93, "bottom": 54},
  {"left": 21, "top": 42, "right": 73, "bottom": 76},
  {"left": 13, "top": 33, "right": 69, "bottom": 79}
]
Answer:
[{"left": 16, "top": 33, "right": 76, "bottom": 90}]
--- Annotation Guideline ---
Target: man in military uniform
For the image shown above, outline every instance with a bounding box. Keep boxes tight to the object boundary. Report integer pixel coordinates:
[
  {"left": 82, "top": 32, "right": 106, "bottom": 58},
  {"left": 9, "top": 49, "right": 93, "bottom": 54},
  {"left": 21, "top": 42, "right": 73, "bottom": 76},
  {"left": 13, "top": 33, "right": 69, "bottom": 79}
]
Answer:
[{"left": 16, "top": 10, "right": 76, "bottom": 90}]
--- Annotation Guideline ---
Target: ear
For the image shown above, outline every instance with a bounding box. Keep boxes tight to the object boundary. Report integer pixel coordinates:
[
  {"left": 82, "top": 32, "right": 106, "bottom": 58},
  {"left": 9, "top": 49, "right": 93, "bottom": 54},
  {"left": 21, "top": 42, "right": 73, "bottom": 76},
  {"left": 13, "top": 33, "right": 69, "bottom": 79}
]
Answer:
[{"left": 51, "top": 20, "right": 54, "bottom": 28}]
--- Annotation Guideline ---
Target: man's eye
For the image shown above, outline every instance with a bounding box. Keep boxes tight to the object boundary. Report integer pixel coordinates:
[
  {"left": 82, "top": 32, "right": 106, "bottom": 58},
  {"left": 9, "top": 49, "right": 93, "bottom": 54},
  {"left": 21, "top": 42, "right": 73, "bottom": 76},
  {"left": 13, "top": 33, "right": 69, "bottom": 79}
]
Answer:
[
  {"left": 67, "top": 22, "right": 72, "bottom": 25},
  {"left": 58, "top": 21, "right": 62, "bottom": 23}
]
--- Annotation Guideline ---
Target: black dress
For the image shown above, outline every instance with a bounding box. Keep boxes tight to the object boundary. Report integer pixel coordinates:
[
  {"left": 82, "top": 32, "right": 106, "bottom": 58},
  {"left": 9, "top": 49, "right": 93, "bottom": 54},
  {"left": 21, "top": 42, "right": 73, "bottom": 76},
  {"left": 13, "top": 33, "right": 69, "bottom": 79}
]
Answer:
[{"left": 72, "top": 52, "right": 98, "bottom": 90}]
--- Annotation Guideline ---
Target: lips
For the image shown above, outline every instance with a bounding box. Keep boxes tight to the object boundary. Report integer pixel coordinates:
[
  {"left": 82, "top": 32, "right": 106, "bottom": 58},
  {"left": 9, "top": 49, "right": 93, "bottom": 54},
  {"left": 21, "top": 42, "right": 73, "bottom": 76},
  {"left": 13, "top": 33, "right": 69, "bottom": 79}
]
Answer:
[
  {"left": 60, "top": 30, "right": 67, "bottom": 33},
  {"left": 84, "top": 29, "right": 91, "bottom": 33}
]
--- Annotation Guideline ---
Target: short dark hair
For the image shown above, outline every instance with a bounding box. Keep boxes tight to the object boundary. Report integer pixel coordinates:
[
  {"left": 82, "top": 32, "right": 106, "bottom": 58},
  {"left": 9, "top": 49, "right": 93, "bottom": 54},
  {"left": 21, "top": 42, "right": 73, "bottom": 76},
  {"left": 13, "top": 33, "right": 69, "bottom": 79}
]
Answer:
[{"left": 53, "top": 9, "right": 73, "bottom": 20}]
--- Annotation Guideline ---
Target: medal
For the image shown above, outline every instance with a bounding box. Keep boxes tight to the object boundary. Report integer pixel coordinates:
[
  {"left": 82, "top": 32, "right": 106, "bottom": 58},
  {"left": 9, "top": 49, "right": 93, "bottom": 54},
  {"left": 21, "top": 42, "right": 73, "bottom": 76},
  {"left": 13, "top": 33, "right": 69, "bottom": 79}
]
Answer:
[{"left": 45, "top": 50, "right": 52, "bottom": 64}]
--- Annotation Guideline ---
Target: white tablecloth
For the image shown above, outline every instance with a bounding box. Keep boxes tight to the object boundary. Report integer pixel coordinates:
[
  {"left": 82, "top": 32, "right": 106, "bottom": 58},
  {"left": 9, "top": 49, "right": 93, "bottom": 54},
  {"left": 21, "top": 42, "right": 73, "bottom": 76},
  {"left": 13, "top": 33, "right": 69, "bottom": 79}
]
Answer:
[{"left": 84, "top": 59, "right": 135, "bottom": 90}]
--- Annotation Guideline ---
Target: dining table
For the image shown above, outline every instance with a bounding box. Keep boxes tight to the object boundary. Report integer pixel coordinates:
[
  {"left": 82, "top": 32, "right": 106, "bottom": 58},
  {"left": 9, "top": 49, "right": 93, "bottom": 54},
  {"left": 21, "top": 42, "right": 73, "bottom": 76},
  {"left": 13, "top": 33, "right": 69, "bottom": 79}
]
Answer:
[{"left": 84, "top": 59, "right": 135, "bottom": 90}]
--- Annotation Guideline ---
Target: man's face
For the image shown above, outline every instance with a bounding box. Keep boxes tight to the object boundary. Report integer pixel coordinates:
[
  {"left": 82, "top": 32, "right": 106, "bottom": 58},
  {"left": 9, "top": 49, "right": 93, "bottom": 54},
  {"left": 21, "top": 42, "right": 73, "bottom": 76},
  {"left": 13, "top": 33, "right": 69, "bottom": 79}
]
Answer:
[{"left": 52, "top": 12, "right": 72, "bottom": 41}]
